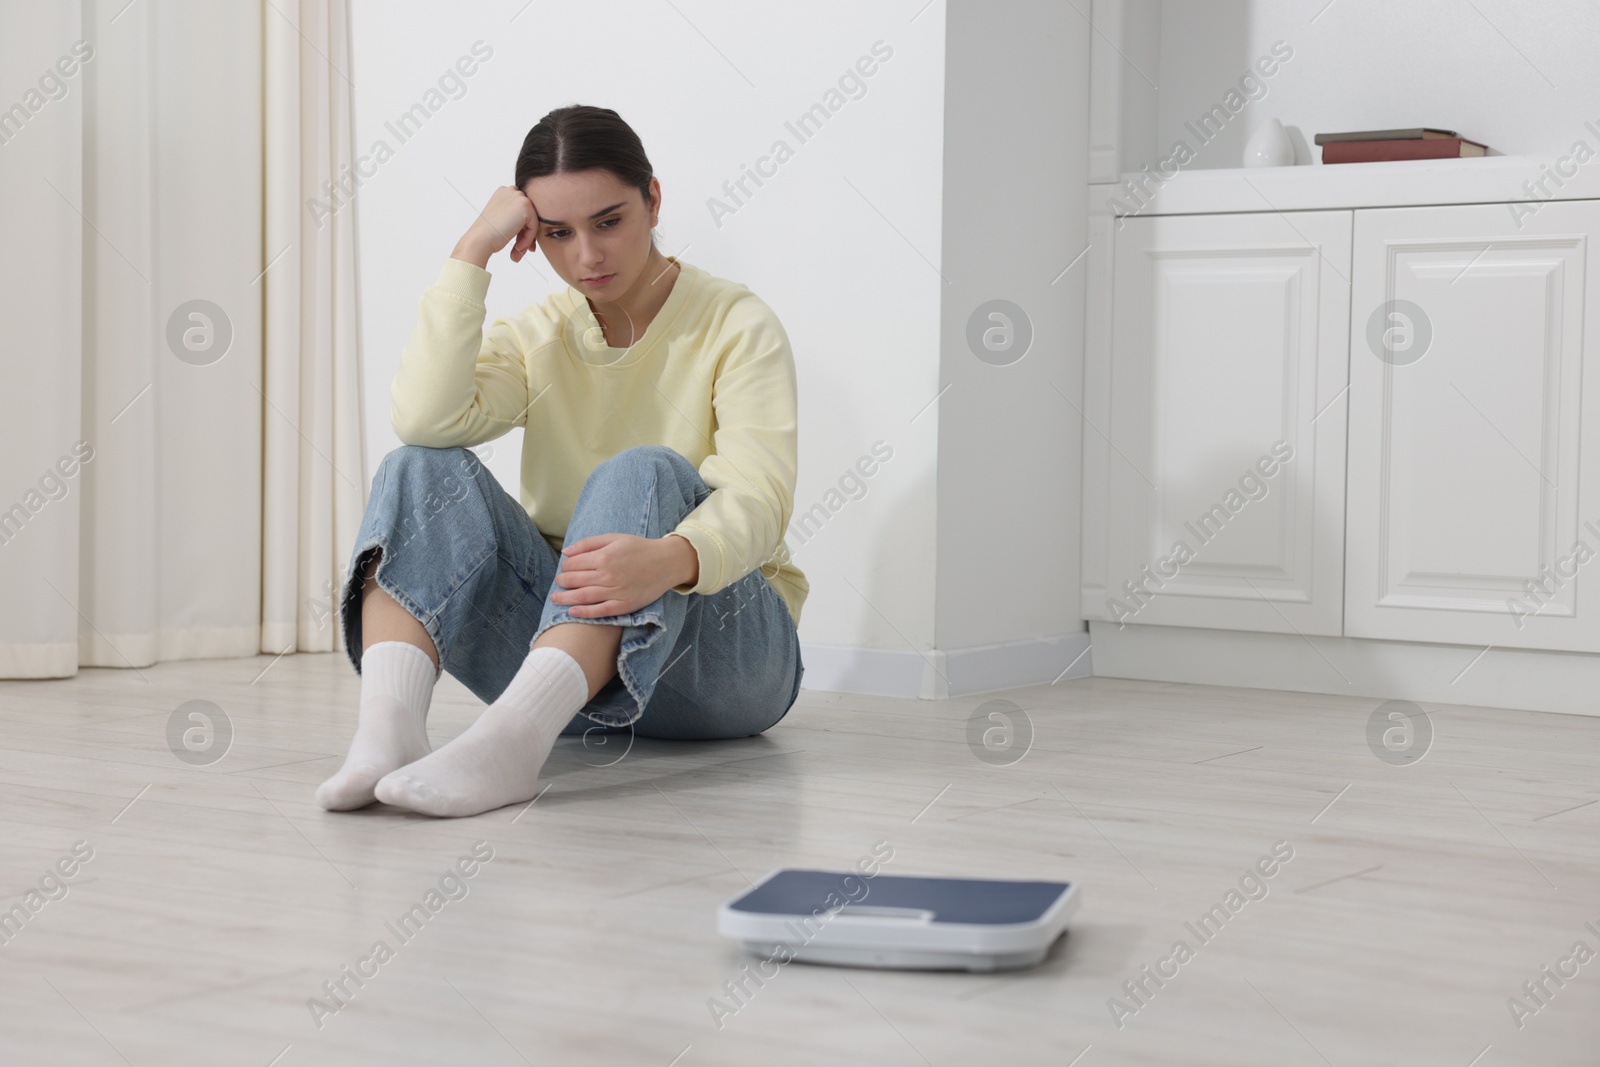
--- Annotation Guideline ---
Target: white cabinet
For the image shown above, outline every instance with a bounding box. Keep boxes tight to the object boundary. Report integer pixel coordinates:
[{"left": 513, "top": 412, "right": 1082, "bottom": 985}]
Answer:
[
  {"left": 1100, "top": 211, "right": 1352, "bottom": 636},
  {"left": 1087, "top": 194, "right": 1600, "bottom": 657},
  {"left": 1344, "top": 200, "right": 1600, "bottom": 652}
]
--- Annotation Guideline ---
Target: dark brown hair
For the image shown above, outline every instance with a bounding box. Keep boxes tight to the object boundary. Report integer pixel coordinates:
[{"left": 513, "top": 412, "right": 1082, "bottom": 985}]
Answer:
[{"left": 515, "top": 105, "right": 658, "bottom": 246}]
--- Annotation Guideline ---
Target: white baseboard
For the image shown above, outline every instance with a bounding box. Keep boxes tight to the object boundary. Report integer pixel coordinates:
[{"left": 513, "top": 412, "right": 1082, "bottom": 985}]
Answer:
[
  {"left": 1089, "top": 620, "right": 1600, "bottom": 718},
  {"left": 800, "top": 630, "right": 1092, "bottom": 700}
]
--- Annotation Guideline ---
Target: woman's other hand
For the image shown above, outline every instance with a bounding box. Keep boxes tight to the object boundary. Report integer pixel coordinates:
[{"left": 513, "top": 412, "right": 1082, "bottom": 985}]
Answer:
[{"left": 551, "top": 533, "right": 695, "bottom": 618}]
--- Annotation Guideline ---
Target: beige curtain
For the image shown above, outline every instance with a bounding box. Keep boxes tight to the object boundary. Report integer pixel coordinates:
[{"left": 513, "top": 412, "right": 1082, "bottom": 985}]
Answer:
[
  {"left": 0, "top": 0, "right": 365, "bottom": 679},
  {"left": 262, "top": 0, "right": 368, "bottom": 659}
]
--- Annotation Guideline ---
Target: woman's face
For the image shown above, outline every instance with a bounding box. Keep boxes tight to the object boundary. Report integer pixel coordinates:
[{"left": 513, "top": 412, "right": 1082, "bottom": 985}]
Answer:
[{"left": 523, "top": 168, "right": 659, "bottom": 302}]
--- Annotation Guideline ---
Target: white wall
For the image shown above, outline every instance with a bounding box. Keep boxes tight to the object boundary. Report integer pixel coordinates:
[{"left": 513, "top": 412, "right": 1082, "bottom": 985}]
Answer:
[
  {"left": 935, "top": 2, "right": 1091, "bottom": 687},
  {"left": 1124, "top": 0, "right": 1600, "bottom": 171},
  {"left": 348, "top": 1, "right": 948, "bottom": 671}
]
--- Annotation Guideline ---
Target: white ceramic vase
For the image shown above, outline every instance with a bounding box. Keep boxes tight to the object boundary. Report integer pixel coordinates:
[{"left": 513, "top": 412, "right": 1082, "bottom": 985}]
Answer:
[{"left": 1243, "top": 117, "right": 1295, "bottom": 167}]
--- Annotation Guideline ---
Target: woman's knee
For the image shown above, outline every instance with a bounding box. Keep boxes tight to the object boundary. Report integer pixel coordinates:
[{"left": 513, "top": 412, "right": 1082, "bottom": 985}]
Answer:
[
  {"left": 589, "top": 444, "right": 691, "bottom": 483},
  {"left": 370, "top": 446, "right": 490, "bottom": 528},
  {"left": 379, "top": 444, "right": 485, "bottom": 486},
  {"left": 343, "top": 448, "right": 499, "bottom": 667},
  {"left": 581, "top": 446, "right": 702, "bottom": 511}
]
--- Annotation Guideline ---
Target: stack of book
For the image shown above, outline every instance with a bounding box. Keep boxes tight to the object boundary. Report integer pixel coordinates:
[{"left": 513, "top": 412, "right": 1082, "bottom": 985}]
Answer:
[{"left": 1314, "top": 128, "right": 1488, "bottom": 163}]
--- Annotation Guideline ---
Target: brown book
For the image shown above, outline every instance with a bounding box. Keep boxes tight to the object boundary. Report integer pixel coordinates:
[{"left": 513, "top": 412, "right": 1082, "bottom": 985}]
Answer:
[
  {"left": 1313, "top": 128, "right": 1457, "bottom": 144},
  {"left": 1322, "top": 137, "right": 1487, "bottom": 163}
]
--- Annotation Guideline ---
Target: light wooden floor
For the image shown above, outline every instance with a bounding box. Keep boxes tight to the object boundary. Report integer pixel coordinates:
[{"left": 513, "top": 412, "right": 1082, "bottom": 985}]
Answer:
[{"left": 2, "top": 651, "right": 1597, "bottom": 1066}]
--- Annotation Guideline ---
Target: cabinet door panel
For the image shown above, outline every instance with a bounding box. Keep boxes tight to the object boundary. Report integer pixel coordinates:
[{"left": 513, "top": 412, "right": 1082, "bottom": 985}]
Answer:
[
  {"left": 1346, "top": 200, "right": 1600, "bottom": 650},
  {"left": 1105, "top": 211, "right": 1352, "bottom": 635}
]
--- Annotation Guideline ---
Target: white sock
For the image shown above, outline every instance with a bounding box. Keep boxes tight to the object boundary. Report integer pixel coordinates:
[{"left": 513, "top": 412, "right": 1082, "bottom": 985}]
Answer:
[
  {"left": 374, "top": 645, "right": 589, "bottom": 818},
  {"left": 315, "top": 641, "right": 438, "bottom": 811}
]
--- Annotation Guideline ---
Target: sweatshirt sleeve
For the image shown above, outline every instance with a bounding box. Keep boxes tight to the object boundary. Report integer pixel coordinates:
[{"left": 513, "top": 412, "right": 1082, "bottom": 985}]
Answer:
[
  {"left": 390, "top": 257, "right": 532, "bottom": 448},
  {"left": 668, "top": 297, "right": 798, "bottom": 598}
]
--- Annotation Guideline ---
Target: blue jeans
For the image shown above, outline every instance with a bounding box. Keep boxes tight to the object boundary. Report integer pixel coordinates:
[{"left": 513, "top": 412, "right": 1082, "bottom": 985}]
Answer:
[{"left": 338, "top": 444, "right": 804, "bottom": 740}]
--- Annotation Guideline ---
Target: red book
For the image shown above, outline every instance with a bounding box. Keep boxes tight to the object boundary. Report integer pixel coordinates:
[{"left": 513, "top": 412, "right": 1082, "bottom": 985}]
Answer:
[{"left": 1322, "top": 137, "right": 1487, "bottom": 163}]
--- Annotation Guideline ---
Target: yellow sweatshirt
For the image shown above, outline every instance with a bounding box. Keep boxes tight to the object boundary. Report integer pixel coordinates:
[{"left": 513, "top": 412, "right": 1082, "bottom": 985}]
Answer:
[{"left": 389, "top": 255, "right": 808, "bottom": 627}]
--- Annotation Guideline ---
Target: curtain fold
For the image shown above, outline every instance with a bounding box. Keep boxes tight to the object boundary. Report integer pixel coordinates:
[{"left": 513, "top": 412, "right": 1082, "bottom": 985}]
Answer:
[
  {"left": 262, "top": 0, "right": 368, "bottom": 658},
  {"left": 0, "top": 1, "right": 88, "bottom": 678},
  {"left": 0, "top": 0, "right": 366, "bottom": 680}
]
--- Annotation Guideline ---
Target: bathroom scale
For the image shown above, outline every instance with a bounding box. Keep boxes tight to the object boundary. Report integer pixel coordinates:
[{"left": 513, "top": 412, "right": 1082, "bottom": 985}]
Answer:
[{"left": 717, "top": 869, "right": 1079, "bottom": 972}]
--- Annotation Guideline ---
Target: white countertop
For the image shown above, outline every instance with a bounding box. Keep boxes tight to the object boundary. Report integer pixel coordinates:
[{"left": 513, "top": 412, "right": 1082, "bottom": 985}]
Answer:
[{"left": 1095, "top": 153, "right": 1600, "bottom": 216}]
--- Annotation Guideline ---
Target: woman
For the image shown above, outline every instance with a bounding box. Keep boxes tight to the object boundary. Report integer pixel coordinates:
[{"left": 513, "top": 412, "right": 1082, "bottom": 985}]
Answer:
[{"left": 316, "top": 105, "right": 808, "bottom": 819}]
